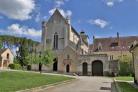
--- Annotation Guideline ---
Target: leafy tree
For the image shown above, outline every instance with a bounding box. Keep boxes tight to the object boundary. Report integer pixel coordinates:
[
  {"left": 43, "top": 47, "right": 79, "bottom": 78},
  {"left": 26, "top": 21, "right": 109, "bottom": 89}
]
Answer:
[
  {"left": 27, "top": 49, "right": 54, "bottom": 73},
  {"left": 41, "top": 49, "right": 55, "bottom": 65},
  {"left": 0, "top": 43, "right": 3, "bottom": 49},
  {"left": 26, "top": 53, "right": 40, "bottom": 65},
  {"left": 118, "top": 55, "right": 133, "bottom": 76},
  {"left": 17, "top": 38, "right": 29, "bottom": 68},
  {"left": 39, "top": 49, "right": 54, "bottom": 73}
]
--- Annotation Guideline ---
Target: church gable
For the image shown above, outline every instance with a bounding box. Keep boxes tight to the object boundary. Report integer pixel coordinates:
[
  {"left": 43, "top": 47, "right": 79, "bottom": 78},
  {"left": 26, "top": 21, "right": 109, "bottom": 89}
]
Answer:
[
  {"left": 43, "top": 9, "right": 70, "bottom": 50},
  {"left": 47, "top": 9, "right": 68, "bottom": 25}
]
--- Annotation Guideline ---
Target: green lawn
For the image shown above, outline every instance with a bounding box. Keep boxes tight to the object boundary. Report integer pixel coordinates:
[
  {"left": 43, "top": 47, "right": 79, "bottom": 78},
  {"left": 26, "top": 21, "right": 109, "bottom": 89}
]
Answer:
[
  {"left": 115, "top": 76, "right": 134, "bottom": 81},
  {"left": 0, "top": 71, "right": 74, "bottom": 92},
  {"left": 117, "top": 82, "right": 138, "bottom": 92}
]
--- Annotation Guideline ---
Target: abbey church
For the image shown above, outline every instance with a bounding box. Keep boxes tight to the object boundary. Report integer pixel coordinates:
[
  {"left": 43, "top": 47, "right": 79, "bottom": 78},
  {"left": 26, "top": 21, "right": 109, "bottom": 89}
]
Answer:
[{"left": 38, "top": 9, "right": 138, "bottom": 76}]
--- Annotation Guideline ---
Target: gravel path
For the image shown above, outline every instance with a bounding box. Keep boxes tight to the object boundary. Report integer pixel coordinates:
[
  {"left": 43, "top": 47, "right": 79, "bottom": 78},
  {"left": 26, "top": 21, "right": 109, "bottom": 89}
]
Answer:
[{"left": 38, "top": 76, "right": 113, "bottom": 92}]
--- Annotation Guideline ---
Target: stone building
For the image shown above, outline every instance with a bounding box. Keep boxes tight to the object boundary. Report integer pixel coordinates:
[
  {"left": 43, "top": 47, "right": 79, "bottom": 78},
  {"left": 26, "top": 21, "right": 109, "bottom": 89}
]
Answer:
[
  {"left": 40, "top": 9, "right": 138, "bottom": 76},
  {"left": 40, "top": 9, "right": 111, "bottom": 76},
  {"left": 130, "top": 42, "right": 138, "bottom": 84},
  {"left": 89, "top": 34, "right": 138, "bottom": 61},
  {"left": 0, "top": 48, "right": 14, "bottom": 69},
  {"left": 89, "top": 35, "right": 138, "bottom": 74}
]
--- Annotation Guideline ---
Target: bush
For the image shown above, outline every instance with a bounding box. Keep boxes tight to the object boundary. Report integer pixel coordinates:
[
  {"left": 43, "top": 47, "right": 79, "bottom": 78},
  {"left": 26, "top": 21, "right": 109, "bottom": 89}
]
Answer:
[
  {"left": 8, "top": 64, "right": 14, "bottom": 69},
  {"left": 8, "top": 64, "right": 22, "bottom": 70},
  {"left": 14, "top": 64, "right": 22, "bottom": 70},
  {"left": 119, "top": 62, "right": 132, "bottom": 76}
]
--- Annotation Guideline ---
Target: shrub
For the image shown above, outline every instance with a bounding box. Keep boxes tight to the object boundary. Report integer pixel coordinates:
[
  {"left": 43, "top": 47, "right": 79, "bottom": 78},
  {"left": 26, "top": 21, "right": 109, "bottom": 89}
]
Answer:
[
  {"left": 14, "top": 64, "right": 22, "bottom": 70},
  {"left": 8, "top": 64, "right": 14, "bottom": 69},
  {"left": 119, "top": 62, "right": 132, "bottom": 76},
  {"left": 8, "top": 64, "right": 22, "bottom": 70}
]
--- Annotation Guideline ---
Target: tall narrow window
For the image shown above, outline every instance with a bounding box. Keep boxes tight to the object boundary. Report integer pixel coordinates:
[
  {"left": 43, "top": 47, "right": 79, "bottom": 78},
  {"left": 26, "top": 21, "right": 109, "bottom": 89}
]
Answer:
[
  {"left": 7, "top": 53, "right": 9, "bottom": 59},
  {"left": 53, "top": 32, "right": 58, "bottom": 49}
]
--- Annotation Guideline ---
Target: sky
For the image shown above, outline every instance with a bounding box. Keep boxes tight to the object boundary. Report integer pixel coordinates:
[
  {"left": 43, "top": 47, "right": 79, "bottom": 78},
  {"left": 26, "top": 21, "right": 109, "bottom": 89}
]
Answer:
[{"left": 0, "top": 0, "right": 138, "bottom": 44}]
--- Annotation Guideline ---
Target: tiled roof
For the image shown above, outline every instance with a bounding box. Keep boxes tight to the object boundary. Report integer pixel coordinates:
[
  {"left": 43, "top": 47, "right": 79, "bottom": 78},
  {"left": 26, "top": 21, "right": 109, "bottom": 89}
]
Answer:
[{"left": 90, "top": 36, "right": 138, "bottom": 52}]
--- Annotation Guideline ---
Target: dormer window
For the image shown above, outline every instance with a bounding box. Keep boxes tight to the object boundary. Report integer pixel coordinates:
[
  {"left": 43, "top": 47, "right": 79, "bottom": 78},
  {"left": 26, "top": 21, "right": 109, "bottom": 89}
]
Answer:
[
  {"left": 110, "top": 42, "right": 118, "bottom": 47},
  {"left": 98, "top": 43, "right": 102, "bottom": 51}
]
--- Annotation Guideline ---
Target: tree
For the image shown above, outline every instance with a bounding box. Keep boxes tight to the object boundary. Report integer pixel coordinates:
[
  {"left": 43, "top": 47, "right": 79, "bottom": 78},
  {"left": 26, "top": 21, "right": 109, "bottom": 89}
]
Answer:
[
  {"left": 118, "top": 55, "right": 133, "bottom": 76},
  {"left": 41, "top": 49, "right": 54, "bottom": 65},
  {"left": 0, "top": 43, "right": 3, "bottom": 49},
  {"left": 39, "top": 49, "right": 54, "bottom": 73},
  {"left": 27, "top": 49, "right": 54, "bottom": 73},
  {"left": 17, "top": 38, "right": 29, "bottom": 68}
]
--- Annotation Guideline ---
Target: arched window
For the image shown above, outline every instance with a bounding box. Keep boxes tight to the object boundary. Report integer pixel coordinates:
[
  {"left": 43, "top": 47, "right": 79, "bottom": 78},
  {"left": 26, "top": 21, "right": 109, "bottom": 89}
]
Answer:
[
  {"left": 7, "top": 53, "right": 9, "bottom": 59},
  {"left": 98, "top": 43, "right": 102, "bottom": 51},
  {"left": 53, "top": 32, "right": 58, "bottom": 49},
  {"left": 67, "top": 55, "right": 70, "bottom": 59}
]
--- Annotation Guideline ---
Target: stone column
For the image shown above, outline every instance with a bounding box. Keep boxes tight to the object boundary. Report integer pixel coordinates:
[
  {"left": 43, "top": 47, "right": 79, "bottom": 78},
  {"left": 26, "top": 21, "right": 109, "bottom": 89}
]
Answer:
[{"left": 88, "top": 63, "right": 91, "bottom": 76}]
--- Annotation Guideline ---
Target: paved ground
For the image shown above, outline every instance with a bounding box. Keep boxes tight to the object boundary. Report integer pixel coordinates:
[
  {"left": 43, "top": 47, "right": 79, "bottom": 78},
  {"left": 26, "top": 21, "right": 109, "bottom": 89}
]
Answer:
[{"left": 38, "top": 76, "right": 113, "bottom": 92}]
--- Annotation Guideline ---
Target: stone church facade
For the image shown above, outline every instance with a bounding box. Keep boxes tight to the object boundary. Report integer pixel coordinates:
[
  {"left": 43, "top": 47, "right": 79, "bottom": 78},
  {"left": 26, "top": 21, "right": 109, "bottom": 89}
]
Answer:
[{"left": 40, "top": 9, "right": 111, "bottom": 76}]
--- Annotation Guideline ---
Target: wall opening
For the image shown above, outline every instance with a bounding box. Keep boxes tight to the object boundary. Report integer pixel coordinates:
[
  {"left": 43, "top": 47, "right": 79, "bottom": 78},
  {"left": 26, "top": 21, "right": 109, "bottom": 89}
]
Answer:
[
  {"left": 92, "top": 60, "right": 103, "bottom": 76},
  {"left": 66, "top": 64, "right": 70, "bottom": 73},
  {"left": 53, "top": 58, "right": 58, "bottom": 71},
  {"left": 82, "top": 62, "right": 88, "bottom": 76}
]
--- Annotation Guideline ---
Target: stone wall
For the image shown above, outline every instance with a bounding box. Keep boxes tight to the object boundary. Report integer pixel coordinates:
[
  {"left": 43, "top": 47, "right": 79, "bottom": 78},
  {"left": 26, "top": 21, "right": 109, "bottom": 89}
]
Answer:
[
  {"left": 78, "top": 54, "right": 109, "bottom": 76},
  {"left": 133, "top": 47, "right": 138, "bottom": 83}
]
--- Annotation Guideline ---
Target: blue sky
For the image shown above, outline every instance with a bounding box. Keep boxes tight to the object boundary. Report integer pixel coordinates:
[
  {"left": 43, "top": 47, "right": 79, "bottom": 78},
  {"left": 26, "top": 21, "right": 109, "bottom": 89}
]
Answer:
[{"left": 0, "top": 0, "right": 138, "bottom": 43}]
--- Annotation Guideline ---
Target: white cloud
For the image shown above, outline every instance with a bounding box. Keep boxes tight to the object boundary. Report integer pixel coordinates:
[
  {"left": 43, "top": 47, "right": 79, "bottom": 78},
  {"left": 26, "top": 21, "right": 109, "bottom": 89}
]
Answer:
[
  {"left": 107, "top": 1, "right": 114, "bottom": 7},
  {"left": 0, "top": 0, "right": 35, "bottom": 20},
  {"left": 49, "top": 8, "right": 72, "bottom": 18},
  {"left": 35, "top": 12, "right": 41, "bottom": 22},
  {"left": 8, "top": 24, "right": 41, "bottom": 37},
  {"left": 55, "top": 0, "right": 64, "bottom": 7},
  {"left": 45, "top": 0, "right": 69, "bottom": 8},
  {"left": 54, "top": 0, "right": 69, "bottom": 7},
  {"left": 0, "top": 24, "right": 41, "bottom": 41},
  {"left": 88, "top": 19, "right": 109, "bottom": 28},
  {"left": 104, "top": 0, "right": 124, "bottom": 7},
  {"left": 34, "top": 12, "right": 48, "bottom": 22}
]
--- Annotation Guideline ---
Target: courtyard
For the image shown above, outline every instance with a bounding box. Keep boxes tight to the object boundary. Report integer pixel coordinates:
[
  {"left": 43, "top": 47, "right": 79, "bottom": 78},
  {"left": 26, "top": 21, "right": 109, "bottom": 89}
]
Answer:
[{"left": 37, "top": 76, "right": 113, "bottom": 92}]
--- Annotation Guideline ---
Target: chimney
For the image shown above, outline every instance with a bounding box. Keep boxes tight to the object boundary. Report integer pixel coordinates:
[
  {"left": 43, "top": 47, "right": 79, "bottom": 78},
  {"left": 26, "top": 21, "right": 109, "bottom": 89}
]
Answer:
[
  {"left": 80, "top": 31, "right": 88, "bottom": 45},
  {"left": 117, "top": 32, "right": 119, "bottom": 39},
  {"left": 93, "top": 35, "right": 95, "bottom": 51},
  {"left": 93, "top": 35, "right": 95, "bottom": 42},
  {"left": 66, "top": 16, "right": 71, "bottom": 25},
  {"left": 117, "top": 32, "right": 120, "bottom": 46}
]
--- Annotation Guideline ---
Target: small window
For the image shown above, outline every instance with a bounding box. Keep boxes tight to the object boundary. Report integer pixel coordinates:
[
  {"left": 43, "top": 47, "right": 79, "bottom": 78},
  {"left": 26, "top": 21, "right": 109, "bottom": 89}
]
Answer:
[
  {"left": 110, "top": 42, "right": 118, "bottom": 47},
  {"left": 98, "top": 43, "right": 102, "bottom": 51},
  {"left": 67, "top": 55, "right": 70, "bottom": 59},
  {"left": 7, "top": 53, "right": 9, "bottom": 59},
  {"left": 110, "top": 55, "right": 113, "bottom": 60}
]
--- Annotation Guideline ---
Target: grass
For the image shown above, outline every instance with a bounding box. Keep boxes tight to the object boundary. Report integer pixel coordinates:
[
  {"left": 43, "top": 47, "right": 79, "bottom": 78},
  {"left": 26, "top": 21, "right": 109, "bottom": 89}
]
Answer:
[
  {"left": 0, "top": 71, "right": 74, "bottom": 92},
  {"left": 115, "top": 76, "right": 134, "bottom": 81},
  {"left": 117, "top": 82, "right": 138, "bottom": 92}
]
